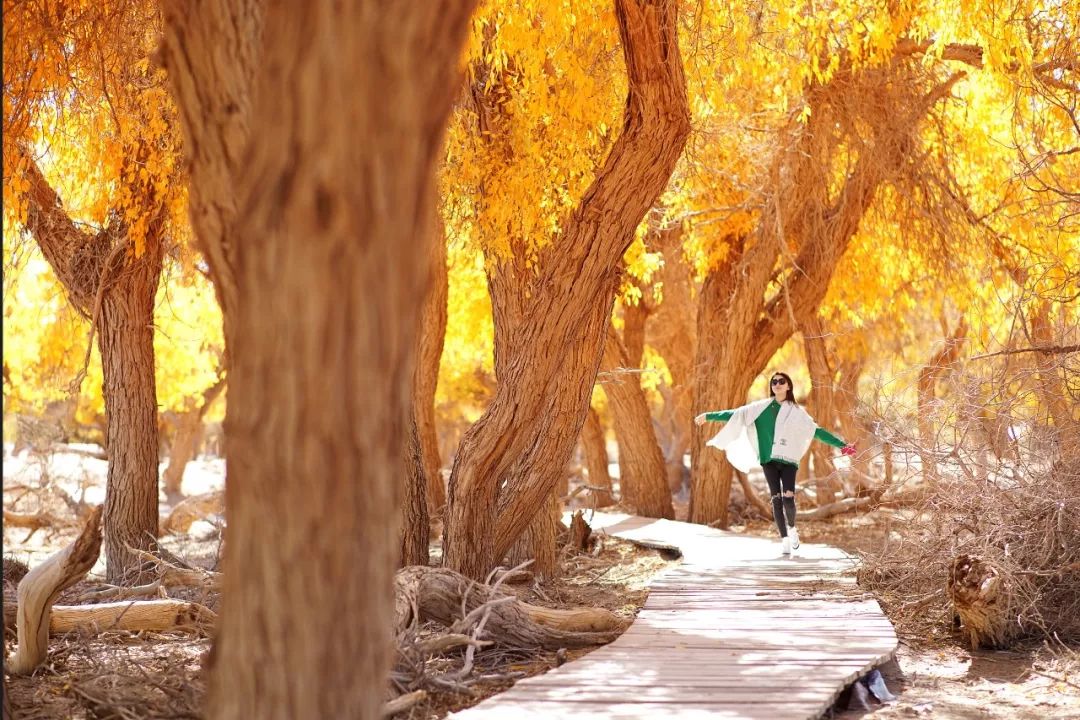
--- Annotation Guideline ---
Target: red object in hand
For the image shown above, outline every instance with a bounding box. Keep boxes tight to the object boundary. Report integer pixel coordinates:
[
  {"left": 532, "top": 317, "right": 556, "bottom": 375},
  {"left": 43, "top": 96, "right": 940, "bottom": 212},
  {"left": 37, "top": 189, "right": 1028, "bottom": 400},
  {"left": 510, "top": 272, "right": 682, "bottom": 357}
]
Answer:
[{"left": 841, "top": 444, "right": 857, "bottom": 457}]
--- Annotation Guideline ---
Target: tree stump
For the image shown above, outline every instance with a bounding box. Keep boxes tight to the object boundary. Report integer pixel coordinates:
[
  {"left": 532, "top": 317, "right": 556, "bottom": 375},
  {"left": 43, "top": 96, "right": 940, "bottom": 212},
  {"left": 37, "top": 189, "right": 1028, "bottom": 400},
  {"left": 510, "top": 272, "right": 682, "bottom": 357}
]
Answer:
[{"left": 947, "top": 554, "right": 1014, "bottom": 649}]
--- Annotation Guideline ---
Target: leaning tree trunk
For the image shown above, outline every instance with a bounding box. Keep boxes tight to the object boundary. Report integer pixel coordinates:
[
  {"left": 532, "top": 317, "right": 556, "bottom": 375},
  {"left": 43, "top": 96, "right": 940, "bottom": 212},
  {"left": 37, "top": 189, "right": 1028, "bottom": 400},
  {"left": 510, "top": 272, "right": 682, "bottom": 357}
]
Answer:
[
  {"left": 165, "top": 3, "right": 478, "bottom": 720},
  {"left": 601, "top": 325, "right": 673, "bottom": 518},
  {"left": 580, "top": 407, "right": 615, "bottom": 507},
  {"left": 443, "top": 0, "right": 691, "bottom": 579}
]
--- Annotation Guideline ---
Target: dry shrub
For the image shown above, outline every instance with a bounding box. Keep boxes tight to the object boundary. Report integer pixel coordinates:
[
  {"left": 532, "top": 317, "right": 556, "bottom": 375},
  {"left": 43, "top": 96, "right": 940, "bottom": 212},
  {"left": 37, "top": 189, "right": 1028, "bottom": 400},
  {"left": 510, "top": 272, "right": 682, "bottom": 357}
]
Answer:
[{"left": 860, "top": 342, "right": 1080, "bottom": 649}]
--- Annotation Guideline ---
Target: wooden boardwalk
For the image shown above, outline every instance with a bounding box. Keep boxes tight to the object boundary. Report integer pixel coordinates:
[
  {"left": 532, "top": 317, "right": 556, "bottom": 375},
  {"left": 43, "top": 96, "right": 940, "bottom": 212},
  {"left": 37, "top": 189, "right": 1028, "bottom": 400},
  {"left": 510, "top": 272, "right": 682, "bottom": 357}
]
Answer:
[{"left": 449, "top": 512, "right": 897, "bottom": 720}]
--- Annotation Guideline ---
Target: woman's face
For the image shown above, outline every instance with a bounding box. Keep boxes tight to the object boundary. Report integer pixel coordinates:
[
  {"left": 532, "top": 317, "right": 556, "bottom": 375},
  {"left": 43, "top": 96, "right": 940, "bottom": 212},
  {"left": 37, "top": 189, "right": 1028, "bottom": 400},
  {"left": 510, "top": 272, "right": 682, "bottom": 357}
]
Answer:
[{"left": 770, "top": 376, "right": 789, "bottom": 399}]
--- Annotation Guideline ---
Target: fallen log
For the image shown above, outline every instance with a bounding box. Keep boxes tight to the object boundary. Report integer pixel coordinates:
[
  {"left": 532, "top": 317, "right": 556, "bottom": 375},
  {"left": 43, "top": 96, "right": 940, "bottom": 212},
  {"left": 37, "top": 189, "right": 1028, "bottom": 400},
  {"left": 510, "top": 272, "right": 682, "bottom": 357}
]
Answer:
[
  {"left": 394, "top": 565, "right": 625, "bottom": 650},
  {"left": 10, "top": 506, "right": 103, "bottom": 674},
  {"left": 161, "top": 490, "right": 224, "bottom": 535}
]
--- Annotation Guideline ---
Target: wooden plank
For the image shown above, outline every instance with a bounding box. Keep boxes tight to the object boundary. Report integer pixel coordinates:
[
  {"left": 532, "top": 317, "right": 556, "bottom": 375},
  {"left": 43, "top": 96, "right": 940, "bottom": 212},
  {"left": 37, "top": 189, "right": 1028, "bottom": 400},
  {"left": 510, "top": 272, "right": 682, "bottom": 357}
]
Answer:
[{"left": 450, "top": 512, "right": 896, "bottom": 720}]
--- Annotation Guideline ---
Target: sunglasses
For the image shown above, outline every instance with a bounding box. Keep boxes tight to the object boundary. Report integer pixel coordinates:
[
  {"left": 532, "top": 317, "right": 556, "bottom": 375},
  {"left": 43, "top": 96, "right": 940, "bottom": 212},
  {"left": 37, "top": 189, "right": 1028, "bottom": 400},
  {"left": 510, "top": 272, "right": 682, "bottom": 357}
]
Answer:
[{"left": 770, "top": 378, "right": 787, "bottom": 386}]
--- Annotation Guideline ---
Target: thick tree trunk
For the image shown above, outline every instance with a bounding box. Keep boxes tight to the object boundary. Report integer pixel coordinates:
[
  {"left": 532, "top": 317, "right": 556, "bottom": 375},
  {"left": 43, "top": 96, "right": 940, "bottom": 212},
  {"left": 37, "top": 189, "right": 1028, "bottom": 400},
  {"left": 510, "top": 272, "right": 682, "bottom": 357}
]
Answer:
[
  {"left": 601, "top": 326, "right": 673, "bottom": 518},
  {"left": 689, "top": 247, "right": 767, "bottom": 528},
  {"left": 165, "top": 3, "right": 476, "bottom": 720},
  {"left": 401, "top": 419, "right": 430, "bottom": 568},
  {"left": 99, "top": 246, "right": 165, "bottom": 583},
  {"left": 444, "top": 0, "right": 690, "bottom": 579},
  {"left": 580, "top": 407, "right": 615, "bottom": 507},
  {"left": 162, "top": 375, "right": 226, "bottom": 500}
]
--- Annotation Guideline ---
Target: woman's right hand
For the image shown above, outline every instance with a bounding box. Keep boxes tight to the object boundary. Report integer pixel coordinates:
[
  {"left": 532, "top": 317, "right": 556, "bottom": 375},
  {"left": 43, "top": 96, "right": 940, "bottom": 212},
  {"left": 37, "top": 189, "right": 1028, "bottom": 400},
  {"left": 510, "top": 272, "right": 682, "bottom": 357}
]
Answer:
[{"left": 694, "top": 413, "right": 707, "bottom": 426}]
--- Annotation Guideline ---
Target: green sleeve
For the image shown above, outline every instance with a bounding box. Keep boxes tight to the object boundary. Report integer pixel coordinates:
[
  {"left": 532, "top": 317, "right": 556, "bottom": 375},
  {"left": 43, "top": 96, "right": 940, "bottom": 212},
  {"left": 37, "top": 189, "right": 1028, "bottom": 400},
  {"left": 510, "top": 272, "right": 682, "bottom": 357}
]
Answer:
[
  {"left": 705, "top": 410, "right": 734, "bottom": 422},
  {"left": 814, "top": 427, "right": 846, "bottom": 448}
]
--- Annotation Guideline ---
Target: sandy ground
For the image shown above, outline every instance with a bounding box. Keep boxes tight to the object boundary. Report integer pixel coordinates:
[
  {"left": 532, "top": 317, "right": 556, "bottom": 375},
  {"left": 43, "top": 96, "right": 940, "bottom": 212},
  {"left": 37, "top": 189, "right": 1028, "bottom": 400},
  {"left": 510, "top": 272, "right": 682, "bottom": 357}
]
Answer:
[{"left": 4, "top": 447, "right": 1078, "bottom": 719}]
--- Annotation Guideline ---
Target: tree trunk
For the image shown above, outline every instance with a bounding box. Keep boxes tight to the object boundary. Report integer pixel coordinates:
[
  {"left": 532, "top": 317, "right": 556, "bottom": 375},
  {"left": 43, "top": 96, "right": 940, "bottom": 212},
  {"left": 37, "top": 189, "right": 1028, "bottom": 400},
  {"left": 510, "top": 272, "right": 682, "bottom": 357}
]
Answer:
[
  {"left": 601, "top": 326, "right": 673, "bottom": 519},
  {"left": 416, "top": 222, "right": 449, "bottom": 517},
  {"left": 506, "top": 490, "right": 559, "bottom": 579},
  {"left": 99, "top": 246, "right": 165, "bottom": 583},
  {"left": 580, "top": 407, "right": 615, "bottom": 507},
  {"left": 400, "top": 419, "right": 430, "bottom": 568},
  {"left": 18, "top": 146, "right": 166, "bottom": 584},
  {"left": 444, "top": 0, "right": 690, "bottom": 579},
  {"left": 689, "top": 248, "right": 766, "bottom": 528},
  {"left": 162, "top": 375, "right": 227, "bottom": 500},
  {"left": 165, "top": 3, "right": 477, "bottom": 720}
]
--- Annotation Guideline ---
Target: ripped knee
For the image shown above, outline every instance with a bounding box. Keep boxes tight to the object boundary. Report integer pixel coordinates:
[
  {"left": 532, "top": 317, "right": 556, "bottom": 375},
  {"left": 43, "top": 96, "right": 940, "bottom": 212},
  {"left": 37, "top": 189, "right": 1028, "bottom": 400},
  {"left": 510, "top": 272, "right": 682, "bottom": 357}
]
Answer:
[
  {"left": 771, "top": 492, "right": 782, "bottom": 502},
  {"left": 783, "top": 491, "right": 795, "bottom": 498}
]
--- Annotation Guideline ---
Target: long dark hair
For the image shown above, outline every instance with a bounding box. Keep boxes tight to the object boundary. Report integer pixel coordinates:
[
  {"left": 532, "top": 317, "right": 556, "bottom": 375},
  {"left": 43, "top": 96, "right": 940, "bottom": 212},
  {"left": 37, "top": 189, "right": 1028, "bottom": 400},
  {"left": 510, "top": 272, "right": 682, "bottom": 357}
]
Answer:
[{"left": 768, "top": 372, "right": 797, "bottom": 404}]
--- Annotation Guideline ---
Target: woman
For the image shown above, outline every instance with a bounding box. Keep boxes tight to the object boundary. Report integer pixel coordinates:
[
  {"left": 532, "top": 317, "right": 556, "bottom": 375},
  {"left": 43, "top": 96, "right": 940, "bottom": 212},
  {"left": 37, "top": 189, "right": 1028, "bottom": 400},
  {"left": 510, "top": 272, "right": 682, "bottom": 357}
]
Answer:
[{"left": 694, "top": 372, "right": 856, "bottom": 555}]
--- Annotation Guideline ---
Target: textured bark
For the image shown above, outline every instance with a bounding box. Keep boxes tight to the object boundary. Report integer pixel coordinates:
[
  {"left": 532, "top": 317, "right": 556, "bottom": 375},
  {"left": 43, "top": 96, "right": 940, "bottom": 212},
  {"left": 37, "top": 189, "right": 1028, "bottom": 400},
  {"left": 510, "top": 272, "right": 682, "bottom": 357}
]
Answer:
[
  {"left": 99, "top": 247, "right": 165, "bottom": 582},
  {"left": 506, "top": 490, "right": 560, "bottom": 579},
  {"left": 401, "top": 419, "right": 431, "bottom": 568},
  {"left": 444, "top": 0, "right": 690, "bottom": 579},
  {"left": 580, "top": 407, "right": 616, "bottom": 507},
  {"left": 162, "top": 374, "right": 226, "bottom": 499},
  {"left": 19, "top": 147, "right": 166, "bottom": 583},
  {"left": 416, "top": 223, "right": 449, "bottom": 516},
  {"left": 164, "top": 3, "right": 477, "bottom": 719},
  {"left": 601, "top": 326, "right": 673, "bottom": 518}
]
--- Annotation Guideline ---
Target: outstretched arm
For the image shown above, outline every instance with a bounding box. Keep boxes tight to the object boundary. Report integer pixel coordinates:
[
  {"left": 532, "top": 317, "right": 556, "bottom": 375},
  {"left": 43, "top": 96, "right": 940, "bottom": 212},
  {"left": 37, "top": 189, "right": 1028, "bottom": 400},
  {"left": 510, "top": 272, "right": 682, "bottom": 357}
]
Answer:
[
  {"left": 814, "top": 427, "right": 856, "bottom": 455},
  {"left": 695, "top": 410, "right": 734, "bottom": 425}
]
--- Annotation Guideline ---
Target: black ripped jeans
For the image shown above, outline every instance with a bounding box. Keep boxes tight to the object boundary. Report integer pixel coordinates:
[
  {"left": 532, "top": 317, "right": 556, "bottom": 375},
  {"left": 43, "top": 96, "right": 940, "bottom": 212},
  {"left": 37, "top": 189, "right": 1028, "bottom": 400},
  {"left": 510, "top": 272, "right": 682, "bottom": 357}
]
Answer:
[{"left": 762, "top": 461, "right": 797, "bottom": 538}]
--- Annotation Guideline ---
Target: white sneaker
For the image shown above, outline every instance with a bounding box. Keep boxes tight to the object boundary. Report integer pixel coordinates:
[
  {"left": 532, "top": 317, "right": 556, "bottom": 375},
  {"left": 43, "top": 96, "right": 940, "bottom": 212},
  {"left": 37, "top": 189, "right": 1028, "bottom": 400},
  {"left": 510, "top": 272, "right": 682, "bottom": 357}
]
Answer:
[
  {"left": 782, "top": 537, "right": 791, "bottom": 555},
  {"left": 789, "top": 526, "right": 800, "bottom": 550}
]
